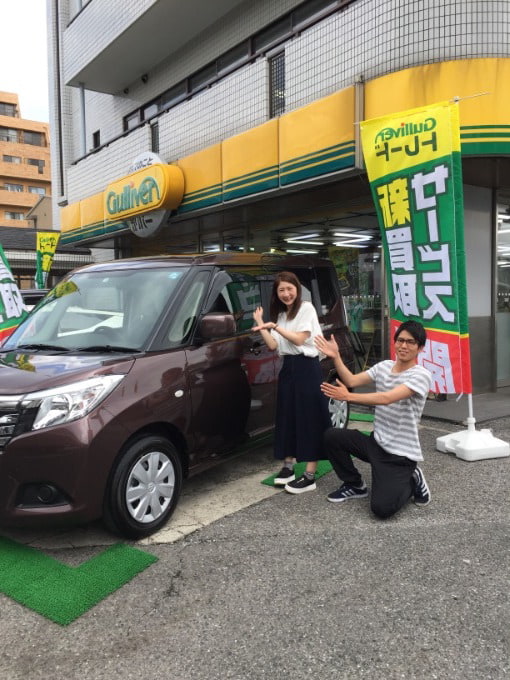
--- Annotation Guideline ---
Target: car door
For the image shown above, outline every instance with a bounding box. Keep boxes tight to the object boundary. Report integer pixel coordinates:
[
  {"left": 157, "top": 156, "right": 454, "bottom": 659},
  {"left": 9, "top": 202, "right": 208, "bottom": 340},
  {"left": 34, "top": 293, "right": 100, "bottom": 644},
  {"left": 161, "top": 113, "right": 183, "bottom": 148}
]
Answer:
[{"left": 184, "top": 268, "right": 278, "bottom": 463}]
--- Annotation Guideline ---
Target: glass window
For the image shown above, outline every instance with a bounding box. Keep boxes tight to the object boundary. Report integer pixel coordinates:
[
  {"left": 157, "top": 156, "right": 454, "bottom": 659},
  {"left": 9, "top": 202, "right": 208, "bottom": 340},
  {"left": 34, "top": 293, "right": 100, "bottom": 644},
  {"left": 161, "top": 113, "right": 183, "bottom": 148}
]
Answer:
[
  {"left": 167, "top": 271, "right": 209, "bottom": 346},
  {"left": 142, "top": 102, "right": 158, "bottom": 120},
  {"left": 23, "top": 130, "right": 45, "bottom": 146},
  {"left": 293, "top": 0, "right": 338, "bottom": 29},
  {"left": 5, "top": 211, "right": 24, "bottom": 220},
  {"left": 4, "top": 266, "right": 191, "bottom": 352},
  {"left": 4, "top": 183, "right": 23, "bottom": 192},
  {"left": 496, "top": 200, "right": 510, "bottom": 385},
  {"left": 497, "top": 204, "right": 510, "bottom": 311},
  {"left": 314, "top": 266, "right": 338, "bottom": 314},
  {"left": 217, "top": 41, "right": 250, "bottom": 75},
  {"left": 92, "top": 130, "right": 100, "bottom": 149},
  {"left": 29, "top": 186, "right": 46, "bottom": 195},
  {"left": 254, "top": 16, "right": 292, "bottom": 53},
  {"left": 0, "top": 103, "right": 17, "bottom": 116},
  {"left": 160, "top": 82, "right": 187, "bottom": 109},
  {"left": 3, "top": 155, "right": 21, "bottom": 163},
  {"left": 124, "top": 111, "right": 140, "bottom": 131},
  {"left": 269, "top": 52, "right": 285, "bottom": 118},
  {"left": 190, "top": 63, "right": 217, "bottom": 92},
  {"left": 207, "top": 270, "right": 263, "bottom": 333},
  {"left": 150, "top": 121, "right": 159, "bottom": 154},
  {"left": 27, "top": 158, "right": 45, "bottom": 170},
  {"left": 0, "top": 127, "right": 19, "bottom": 143}
]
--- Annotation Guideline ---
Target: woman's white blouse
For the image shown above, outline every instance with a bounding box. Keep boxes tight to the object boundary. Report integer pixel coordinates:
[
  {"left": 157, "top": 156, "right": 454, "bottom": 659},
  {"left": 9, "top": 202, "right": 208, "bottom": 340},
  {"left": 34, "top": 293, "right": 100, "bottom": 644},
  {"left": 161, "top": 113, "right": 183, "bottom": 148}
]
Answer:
[{"left": 271, "top": 301, "right": 321, "bottom": 357}]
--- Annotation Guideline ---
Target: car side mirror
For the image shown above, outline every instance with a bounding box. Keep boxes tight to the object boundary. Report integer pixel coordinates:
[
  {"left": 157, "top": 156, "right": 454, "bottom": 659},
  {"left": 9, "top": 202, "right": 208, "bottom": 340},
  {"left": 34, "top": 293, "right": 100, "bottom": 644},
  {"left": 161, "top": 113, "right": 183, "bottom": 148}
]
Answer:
[{"left": 199, "top": 313, "right": 236, "bottom": 339}]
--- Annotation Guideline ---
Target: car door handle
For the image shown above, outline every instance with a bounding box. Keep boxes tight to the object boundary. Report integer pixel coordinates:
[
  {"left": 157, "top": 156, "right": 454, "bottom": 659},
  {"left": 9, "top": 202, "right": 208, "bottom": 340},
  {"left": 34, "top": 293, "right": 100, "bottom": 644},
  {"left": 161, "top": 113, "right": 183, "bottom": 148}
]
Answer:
[{"left": 249, "top": 342, "right": 262, "bottom": 356}]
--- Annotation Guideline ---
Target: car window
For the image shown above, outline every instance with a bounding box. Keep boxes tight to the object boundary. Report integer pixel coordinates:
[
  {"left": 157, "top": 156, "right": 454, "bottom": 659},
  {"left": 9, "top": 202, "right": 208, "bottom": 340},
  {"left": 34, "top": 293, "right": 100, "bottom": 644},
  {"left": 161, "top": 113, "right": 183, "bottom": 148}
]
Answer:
[
  {"left": 314, "top": 266, "right": 338, "bottom": 314},
  {"left": 4, "top": 267, "right": 190, "bottom": 351},
  {"left": 167, "top": 272, "right": 209, "bottom": 345},
  {"left": 207, "top": 270, "right": 262, "bottom": 332}
]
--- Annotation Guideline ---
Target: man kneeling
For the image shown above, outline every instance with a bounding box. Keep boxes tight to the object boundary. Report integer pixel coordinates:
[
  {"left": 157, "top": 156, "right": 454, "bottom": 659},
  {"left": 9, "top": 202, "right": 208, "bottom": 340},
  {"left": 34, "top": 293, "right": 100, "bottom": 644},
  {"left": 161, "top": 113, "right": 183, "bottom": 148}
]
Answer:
[{"left": 316, "top": 320, "right": 432, "bottom": 519}]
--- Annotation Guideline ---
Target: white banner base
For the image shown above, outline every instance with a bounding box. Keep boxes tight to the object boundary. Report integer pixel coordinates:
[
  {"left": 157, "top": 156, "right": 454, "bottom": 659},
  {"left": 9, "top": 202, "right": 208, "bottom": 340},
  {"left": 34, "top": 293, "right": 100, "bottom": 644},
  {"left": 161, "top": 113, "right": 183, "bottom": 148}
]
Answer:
[{"left": 436, "top": 417, "right": 510, "bottom": 462}]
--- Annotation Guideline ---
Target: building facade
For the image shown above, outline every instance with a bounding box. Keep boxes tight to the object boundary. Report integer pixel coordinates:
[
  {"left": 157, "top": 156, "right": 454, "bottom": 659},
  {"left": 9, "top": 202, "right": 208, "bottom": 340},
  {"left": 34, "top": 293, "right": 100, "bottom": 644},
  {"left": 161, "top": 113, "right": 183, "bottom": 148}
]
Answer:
[
  {"left": 0, "top": 92, "right": 51, "bottom": 229},
  {"left": 0, "top": 91, "right": 92, "bottom": 287},
  {"left": 47, "top": 0, "right": 510, "bottom": 392}
]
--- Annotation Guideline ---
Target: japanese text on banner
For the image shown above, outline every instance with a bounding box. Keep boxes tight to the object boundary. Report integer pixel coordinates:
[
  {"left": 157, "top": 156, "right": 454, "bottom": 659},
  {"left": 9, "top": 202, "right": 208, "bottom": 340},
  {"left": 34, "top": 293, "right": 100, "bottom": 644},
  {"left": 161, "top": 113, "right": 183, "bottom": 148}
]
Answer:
[
  {"left": 0, "top": 245, "right": 28, "bottom": 344},
  {"left": 360, "top": 102, "right": 472, "bottom": 394}
]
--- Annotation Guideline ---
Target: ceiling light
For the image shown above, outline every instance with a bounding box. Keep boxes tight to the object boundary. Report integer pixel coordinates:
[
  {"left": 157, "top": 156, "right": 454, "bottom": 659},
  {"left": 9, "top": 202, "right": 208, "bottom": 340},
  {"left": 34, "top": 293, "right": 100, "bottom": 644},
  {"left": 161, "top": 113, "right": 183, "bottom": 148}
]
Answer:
[
  {"left": 286, "top": 248, "right": 319, "bottom": 254},
  {"left": 286, "top": 233, "right": 321, "bottom": 240},
  {"left": 333, "top": 232, "right": 372, "bottom": 241},
  {"left": 285, "top": 239, "right": 324, "bottom": 245},
  {"left": 333, "top": 242, "right": 368, "bottom": 248}
]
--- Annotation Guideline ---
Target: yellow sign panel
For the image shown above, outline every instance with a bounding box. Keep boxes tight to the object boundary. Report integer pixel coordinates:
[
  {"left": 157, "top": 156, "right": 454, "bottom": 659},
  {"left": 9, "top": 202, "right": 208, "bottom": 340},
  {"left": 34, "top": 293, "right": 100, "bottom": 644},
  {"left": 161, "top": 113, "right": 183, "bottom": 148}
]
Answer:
[
  {"left": 360, "top": 101, "right": 460, "bottom": 182},
  {"left": 104, "top": 163, "right": 184, "bottom": 220}
]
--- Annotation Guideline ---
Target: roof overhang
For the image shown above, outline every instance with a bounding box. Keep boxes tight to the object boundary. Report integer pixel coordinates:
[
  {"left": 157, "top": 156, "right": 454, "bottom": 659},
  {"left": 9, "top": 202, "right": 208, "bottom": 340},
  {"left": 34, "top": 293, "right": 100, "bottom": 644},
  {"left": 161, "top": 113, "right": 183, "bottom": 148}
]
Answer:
[{"left": 65, "top": 0, "right": 247, "bottom": 93}]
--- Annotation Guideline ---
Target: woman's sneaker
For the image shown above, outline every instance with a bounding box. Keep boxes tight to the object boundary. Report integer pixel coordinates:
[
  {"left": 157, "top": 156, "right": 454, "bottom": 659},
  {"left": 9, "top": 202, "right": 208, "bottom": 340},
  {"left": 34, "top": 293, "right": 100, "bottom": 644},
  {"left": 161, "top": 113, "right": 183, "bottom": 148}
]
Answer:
[
  {"left": 327, "top": 482, "right": 368, "bottom": 503},
  {"left": 412, "top": 467, "right": 431, "bottom": 506},
  {"left": 273, "top": 466, "right": 295, "bottom": 486},
  {"left": 284, "top": 474, "right": 316, "bottom": 494}
]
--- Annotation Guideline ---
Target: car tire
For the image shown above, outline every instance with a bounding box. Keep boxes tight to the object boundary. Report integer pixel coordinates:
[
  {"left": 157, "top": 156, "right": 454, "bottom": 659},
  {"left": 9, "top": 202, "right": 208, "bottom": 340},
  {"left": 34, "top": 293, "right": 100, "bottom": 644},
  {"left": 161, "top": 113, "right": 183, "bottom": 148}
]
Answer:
[
  {"left": 103, "top": 435, "right": 183, "bottom": 539},
  {"left": 326, "top": 375, "right": 350, "bottom": 429}
]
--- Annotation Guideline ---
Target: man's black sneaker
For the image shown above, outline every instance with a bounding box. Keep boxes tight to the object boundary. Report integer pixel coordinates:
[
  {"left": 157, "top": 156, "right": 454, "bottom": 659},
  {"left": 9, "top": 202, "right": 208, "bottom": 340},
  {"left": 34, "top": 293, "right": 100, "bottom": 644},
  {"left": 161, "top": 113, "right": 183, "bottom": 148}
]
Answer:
[
  {"left": 284, "top": 474, "right": 316, "bottom": 494},
  {"left": 412, "top": 467, "right": 431, "bottom": 506},
  {"left": 273, "top": 467, "right": 295, "bottom": 486},
  {"left": 327, "top": 482, "right": 368, "bottom": 503}
]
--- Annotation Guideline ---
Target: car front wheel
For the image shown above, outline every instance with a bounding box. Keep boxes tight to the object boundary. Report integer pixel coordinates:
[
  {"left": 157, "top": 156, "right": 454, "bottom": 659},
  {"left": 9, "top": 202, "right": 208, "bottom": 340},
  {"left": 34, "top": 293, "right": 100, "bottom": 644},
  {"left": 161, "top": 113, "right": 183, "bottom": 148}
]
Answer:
[{"left": 103, "top": 435, "right": 183, "bottom": 539}]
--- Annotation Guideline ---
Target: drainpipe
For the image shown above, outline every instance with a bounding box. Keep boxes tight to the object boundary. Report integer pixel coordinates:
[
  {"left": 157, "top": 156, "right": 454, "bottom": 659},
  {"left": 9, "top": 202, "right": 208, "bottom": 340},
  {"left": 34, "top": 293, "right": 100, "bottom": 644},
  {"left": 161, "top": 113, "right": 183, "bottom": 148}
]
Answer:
[
  {"left": 54, "top": 0, "right": 65, "bottom": 197},
  {"left": 354, "top": 74, "right": 365, "bottom": 170},
  {"left": 79, "top": 83, "right": 87, "bottom": 156}
]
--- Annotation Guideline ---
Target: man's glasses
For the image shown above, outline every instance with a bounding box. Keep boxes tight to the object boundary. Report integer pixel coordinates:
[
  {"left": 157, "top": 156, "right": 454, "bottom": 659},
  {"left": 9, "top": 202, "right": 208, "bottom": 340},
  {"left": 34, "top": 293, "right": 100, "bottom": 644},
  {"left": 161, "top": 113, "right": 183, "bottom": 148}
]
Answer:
[{"left": 395, "top": 337, "right": 418, "bottom": 346}]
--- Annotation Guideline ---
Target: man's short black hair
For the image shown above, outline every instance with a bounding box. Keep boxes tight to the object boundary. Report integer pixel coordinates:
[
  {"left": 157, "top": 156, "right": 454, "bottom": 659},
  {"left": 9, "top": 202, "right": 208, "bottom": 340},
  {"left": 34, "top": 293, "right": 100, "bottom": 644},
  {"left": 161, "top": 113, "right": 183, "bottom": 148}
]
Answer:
[{"left": 394, "top": 320, "right": 427, "bottom": 348}]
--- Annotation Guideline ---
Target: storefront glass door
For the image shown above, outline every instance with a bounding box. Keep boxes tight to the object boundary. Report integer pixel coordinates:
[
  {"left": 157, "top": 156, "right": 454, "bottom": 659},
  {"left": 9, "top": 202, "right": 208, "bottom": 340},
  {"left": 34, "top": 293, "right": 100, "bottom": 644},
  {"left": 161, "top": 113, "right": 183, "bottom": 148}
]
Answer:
[
  {"left": 496, "top": 200, "right": 510, "bottom": 387},
  {"left": 328, "top": 245, "right": 384, "bottom": 369}
]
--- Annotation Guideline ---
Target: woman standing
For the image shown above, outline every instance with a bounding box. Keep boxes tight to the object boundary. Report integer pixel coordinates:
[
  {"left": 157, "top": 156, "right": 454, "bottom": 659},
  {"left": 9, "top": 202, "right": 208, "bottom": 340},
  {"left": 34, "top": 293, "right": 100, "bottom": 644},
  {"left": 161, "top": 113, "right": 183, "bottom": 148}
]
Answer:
[{"left": 252, "top": 271, "right": 331, "bottom": 494}]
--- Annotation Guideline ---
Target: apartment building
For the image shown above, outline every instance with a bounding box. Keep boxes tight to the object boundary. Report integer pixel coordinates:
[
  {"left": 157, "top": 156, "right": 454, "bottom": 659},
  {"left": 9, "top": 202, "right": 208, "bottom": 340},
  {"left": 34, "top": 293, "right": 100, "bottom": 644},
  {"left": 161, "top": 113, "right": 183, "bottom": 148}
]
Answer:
[
  {"left": 0, "top": 92, "right": 51, "bottom": 228},
  {"left": 47, "top": 0, "right": 510, "bottom": 392},
  {"left": 0, "top": 91, "right": 92, "bottom": 287}
]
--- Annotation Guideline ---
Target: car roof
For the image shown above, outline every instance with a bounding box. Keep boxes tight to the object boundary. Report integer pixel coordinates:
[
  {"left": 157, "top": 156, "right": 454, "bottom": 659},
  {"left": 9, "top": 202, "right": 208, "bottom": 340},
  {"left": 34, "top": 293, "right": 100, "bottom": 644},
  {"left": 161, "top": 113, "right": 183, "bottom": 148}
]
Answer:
[{"left": 64, "top": 252, "right": 336, "bottom": 275}]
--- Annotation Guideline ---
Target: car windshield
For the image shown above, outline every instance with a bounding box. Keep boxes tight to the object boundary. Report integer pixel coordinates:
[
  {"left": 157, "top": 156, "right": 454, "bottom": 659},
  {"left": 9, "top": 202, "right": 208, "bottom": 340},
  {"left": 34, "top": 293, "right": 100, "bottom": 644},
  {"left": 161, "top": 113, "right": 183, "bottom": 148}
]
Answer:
[{"left": 3, "top": 266, "right": 190, "bottom": 351}]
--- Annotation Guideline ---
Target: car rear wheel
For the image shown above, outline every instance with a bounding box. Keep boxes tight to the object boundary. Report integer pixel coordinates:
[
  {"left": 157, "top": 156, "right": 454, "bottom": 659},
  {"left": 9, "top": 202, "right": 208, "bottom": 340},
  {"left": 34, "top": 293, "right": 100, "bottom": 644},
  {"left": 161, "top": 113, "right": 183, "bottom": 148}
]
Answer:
[
  {"left": 327, "top": 376, "right": 350, "bottom": 429},
  {"left": 103, "top": 435, "right": 183, "bottom": 539}
]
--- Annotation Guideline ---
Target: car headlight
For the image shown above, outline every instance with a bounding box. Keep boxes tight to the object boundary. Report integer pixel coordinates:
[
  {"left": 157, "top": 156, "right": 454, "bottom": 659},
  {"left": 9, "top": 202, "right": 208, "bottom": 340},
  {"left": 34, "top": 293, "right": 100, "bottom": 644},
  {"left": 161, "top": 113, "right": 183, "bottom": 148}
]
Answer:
[{"left": 21, "top": 375, "right": 125, "bottom": 431}]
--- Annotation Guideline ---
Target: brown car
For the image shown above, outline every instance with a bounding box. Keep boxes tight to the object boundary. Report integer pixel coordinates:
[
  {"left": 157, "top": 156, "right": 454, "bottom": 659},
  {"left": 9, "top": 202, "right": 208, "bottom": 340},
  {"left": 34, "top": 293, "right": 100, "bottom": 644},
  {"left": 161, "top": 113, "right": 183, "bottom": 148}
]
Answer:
[{"left": 0, "top": 253, "right": 354, "bottom": 538}]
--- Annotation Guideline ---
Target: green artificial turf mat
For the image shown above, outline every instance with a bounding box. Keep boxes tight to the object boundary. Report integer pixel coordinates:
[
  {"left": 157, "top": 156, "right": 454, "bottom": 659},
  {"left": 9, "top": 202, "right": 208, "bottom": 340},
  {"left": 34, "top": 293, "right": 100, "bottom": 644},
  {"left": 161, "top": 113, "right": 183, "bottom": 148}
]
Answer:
[
  {"left": 0, "top": 536, "right": 158, "bottom": 626},
  {"left": 261, "top": 430, "right": 371, "bottom": 486},
  {"left": 350, "top": 412, "right": 374, "bottom": 422}
]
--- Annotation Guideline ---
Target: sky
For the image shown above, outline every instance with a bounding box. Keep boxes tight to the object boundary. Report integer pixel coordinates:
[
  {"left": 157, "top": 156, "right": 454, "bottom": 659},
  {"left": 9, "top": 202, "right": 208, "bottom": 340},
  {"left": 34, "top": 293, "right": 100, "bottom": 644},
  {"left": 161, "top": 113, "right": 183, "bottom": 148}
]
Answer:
[{"left": 1, "top": 0, "right": 49, "bottom": 122}]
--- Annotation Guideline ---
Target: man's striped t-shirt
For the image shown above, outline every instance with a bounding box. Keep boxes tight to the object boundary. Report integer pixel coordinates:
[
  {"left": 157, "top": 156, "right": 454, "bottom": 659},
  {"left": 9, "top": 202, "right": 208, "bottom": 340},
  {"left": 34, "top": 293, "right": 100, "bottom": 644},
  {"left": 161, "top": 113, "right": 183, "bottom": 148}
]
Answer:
[{"left": 366, "top": 360, "right": 432, "bottom": 462}]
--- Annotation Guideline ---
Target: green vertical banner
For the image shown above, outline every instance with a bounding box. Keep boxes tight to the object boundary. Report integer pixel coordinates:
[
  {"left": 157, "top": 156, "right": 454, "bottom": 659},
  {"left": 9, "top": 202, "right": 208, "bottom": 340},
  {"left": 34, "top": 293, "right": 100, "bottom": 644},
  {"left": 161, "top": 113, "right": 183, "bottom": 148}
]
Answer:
[
  {"left": 35, "top": 231, "right": 60, "bottom": 289},
  {"left": 360, "top": 101, "right": 472, "bottom": 394},
  {"left": 0, "top": 244, "right": 28, "bottom": 344}
]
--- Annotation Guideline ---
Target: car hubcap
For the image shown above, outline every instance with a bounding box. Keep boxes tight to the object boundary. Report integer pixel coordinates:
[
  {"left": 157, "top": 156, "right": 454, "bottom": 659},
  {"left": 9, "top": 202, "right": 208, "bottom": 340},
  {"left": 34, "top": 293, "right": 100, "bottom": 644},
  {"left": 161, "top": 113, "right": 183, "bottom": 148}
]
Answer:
[
  {"left": 125, "top": 450, "right": 175, "bottom": 523},
  {"left": 328, "top": 398, "right": 348, "bottom": 428}
]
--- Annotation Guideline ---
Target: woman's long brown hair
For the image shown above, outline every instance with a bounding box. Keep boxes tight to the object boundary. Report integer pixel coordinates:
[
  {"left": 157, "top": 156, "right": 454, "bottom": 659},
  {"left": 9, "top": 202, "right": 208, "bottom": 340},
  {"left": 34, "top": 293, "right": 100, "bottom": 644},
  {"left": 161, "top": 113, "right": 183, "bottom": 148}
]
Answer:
[{"left": 269, "top": 271, "right": 302, "bottom": 322}]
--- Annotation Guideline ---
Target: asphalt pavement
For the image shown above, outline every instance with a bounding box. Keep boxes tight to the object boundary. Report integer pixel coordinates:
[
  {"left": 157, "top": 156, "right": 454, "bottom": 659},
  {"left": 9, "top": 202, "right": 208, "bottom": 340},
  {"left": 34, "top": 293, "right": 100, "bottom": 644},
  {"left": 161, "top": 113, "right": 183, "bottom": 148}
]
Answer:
[{"left": 0, "top": 407, "right": 508, "bottom": 680}]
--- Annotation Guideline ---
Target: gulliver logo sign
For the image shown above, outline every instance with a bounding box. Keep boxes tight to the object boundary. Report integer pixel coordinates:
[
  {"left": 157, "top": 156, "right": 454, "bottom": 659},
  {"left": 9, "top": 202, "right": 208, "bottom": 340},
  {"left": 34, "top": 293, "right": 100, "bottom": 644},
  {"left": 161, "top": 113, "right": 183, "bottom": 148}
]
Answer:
[
  {"left": 360, "top": 101, "right": 472, "bottom": 395},
  {"left": 374, "top": 117, "right": 437, "bottom": 144},
  {"left": 104, "top": 163, "right": 183, "bottom": 221},
  {"left": 106, "top": 176, "right": 161, "bottom": 216}
]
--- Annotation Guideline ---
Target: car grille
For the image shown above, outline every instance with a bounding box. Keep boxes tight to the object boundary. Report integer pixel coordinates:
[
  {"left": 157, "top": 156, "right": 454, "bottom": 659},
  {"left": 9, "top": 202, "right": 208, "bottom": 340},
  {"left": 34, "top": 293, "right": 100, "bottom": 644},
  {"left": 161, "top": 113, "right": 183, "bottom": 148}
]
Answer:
[{"left": 0, "top": 399, "right": 21, "bottom": 451}]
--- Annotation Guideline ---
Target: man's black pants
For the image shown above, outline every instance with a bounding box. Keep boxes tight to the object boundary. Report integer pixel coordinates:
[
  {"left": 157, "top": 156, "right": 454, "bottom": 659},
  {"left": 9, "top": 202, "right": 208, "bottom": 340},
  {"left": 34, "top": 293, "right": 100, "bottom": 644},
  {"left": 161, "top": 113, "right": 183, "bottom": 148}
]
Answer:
[{"left": 323, "top": 427, "right": 417, "bottom": 518}]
